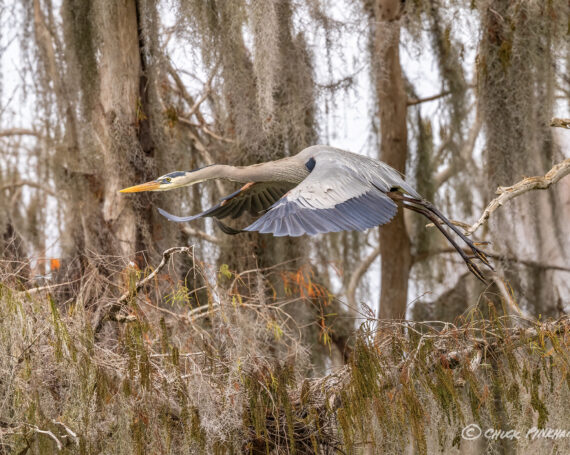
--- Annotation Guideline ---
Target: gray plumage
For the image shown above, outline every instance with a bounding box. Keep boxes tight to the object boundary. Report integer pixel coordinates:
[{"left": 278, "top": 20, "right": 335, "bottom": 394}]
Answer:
[
  {"left": 243, "top": 146, "right": 417, "bottom": 236},
  {"left": 159, "top": 145, "right": 421, "bottom": 236},
  {"left": 121, "top": 145, "right": 492, "bottom": 282}
]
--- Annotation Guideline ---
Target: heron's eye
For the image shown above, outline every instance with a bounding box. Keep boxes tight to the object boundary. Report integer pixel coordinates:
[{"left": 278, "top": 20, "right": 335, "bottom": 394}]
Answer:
[{"left": 165, "top": 177, "right": 172, "bottom": 183}]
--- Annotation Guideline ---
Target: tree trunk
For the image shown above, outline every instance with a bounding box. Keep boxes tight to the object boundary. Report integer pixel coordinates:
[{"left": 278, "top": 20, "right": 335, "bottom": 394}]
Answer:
[
  {"left": 57, "top": 0, "right": 164, "bottom": 270},
  {"left": 478, "top": 0, "right": 569, "bottom": 317},
  {"left": 372, "top": 0, "right": 411, "bottom": 319},
  {"left": 89, "top": 0, "right": 141, "bottom": 258},
  {"left": 215, "top": 0, "right": 314, "bottom": 275}
]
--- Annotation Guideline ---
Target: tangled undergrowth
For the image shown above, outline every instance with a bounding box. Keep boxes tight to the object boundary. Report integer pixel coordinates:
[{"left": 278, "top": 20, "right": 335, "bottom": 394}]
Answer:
[{"left": 0, "top": 249, "right": 568, "bottom": 454}]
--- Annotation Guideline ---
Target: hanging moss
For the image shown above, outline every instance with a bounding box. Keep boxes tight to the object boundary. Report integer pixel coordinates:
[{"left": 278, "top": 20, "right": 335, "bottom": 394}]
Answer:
[
  {"left": 1, "top": 260, "right": 569, "bottom": 453},
  {"left": 61, "top": 0, "right": 98, "bottom": 116}
]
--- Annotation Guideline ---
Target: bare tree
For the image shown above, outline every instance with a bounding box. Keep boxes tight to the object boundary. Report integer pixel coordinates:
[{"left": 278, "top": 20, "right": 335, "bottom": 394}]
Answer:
[
  {"left": 478, "top": 0, "right": 570, "bottom": 316},
  {"left": 368, "top": 0, "right": 411, "bottom": 318}
]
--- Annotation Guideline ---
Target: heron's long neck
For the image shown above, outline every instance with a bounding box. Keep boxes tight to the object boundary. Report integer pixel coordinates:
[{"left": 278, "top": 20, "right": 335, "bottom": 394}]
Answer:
[{"left": 189, "top": 159, "right": 307, "bottom": 185}]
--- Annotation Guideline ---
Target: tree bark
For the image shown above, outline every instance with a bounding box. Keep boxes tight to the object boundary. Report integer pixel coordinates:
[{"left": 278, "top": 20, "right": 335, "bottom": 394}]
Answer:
[
  {"left": 90, "top": 0, "right": 141, "bottom": 258},
  {"left": 214, "top": 0, "right": 314, "bottom": 274},
  {"left": 372, "top": 0, "right": 411, "bottom": 319},
  {"left": 57, "top": 0, "right": 163, "bottom": 268},
  {"left": 478, "top": 0, "right": 569, "bottom": 317}
]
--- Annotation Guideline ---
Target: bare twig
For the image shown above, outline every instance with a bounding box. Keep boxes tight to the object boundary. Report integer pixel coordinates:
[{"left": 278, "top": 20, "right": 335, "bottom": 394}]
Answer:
[
  {"left": 425, "top": 218, "right": 472, "bottom": 231},
  {"left": 492, "top": 276, "right": 532, "bottom": 320},
  {"left": 0, "top": 128, "right": 42, "bottom": 138},
  {"left": 201, "top": 125, "right": 236, "bottom": 144},
  {"left": 178, "top": 117, "right": 236, "bottom": 144},
  {"left": 550, "top": 117, "right": 570, "bottom": 129},
  {"left": 17, "top": 278, "right": 82, "bottom": 296},
  {"left": 407, "top": 90, "right": 451, "bottom": 106},
  {"left": 0, "top": 180, "right": 58, "bottom": 198},
  {"left": 186, "top": 70, "right": 215, "bottom": 120},
  {"left": 116, "top": 247, "right": 192, "bottom": 305},
  {"left": 434, "top": 115, "right": 482, "bottom": 186},
  {"left": 178, "top": 123, "right": 217, "bottom": 164},
  {"left": 52, "top": 420, "right": 79, "bottom": 446},
  {"left": 181, "top": 226, "right": 221, "bottom": 245},
  {"left": 407, "top": 85, "right": 475, "bottom": 107},
  {"left": 166, "top": 62, "right": 207, "bottom": 125},
  {"left": 346, "top": 245, "right": 381, "bottom": 309},
  {"left": 412, "top": 247, "right": 570, "bottom": 273},
  {"left": 24, "top": 424, "right": 62, "bottom": 451},
  {"left": 154, "top": 79, "right": 226, "bottom": 195},
  {"left": 94, "top": 247, "right": 193, "bottom": 333},
  {"left": 465, "top": 158, "right": 570, "bottom": 236}
]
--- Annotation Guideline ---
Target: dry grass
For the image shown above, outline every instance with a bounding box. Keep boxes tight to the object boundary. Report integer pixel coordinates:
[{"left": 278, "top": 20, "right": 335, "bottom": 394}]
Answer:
[{"left": 0, "top": 251, "right": 568, "bottom": 454}]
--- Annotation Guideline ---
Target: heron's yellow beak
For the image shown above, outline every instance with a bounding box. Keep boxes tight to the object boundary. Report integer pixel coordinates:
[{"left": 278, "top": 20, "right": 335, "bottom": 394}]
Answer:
[{"left": 119, "top": 181, "right": 162, "bottom": 193}]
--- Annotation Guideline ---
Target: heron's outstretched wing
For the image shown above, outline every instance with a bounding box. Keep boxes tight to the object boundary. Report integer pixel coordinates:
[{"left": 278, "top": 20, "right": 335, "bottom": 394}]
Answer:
[
  {"left": 244, "top": 153, "right": 398, "bottom": 236},
  {"left": 158, "top": 182, "right": 295, "bottom": 222}
]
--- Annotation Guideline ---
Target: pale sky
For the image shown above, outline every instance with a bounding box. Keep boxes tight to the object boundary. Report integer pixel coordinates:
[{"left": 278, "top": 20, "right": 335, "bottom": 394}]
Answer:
[{"left": 1, "top": 1, "right": 567, "bottom": 310}]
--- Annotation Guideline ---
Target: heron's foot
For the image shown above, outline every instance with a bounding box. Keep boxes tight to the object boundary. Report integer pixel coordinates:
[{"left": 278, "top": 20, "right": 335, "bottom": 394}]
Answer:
[
  {"left": 458, "top": 249, "right": 488, "bottom": 284},
  {"left": 464, "top": 239, "right": 494, "bottom": 270},
  {"left": 466, "top": 261, "right": 488, "bottom": 285},
  {"left": 477, "top": 251, "right": 494, "bottom": 270},
  {"left": 473, "top": 240, "right": 491, "bottom": 246},
  {"left": 473, "top": 247, "right": 492, "bottom": 267},
  {"left": 455, "top": 245, "right": 488, "bottom": 284}
]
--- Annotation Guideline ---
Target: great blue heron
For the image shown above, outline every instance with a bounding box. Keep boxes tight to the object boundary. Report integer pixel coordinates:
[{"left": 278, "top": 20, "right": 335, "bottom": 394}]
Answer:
[{"left": 120, "top": 145, "right": 492, "bottom": 281}]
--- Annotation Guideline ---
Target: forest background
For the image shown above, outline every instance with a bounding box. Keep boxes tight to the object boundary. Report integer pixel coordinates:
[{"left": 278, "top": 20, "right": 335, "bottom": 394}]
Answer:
[{"left": 0, "top": 0, "right": 569, "bottom": 453}]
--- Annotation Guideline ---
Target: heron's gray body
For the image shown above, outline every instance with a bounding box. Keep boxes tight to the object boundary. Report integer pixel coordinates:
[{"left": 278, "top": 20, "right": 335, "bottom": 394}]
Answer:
[
  {"left": 157, "top": 145, "right": 420, "bottom": 237},
  {"left": 122, "top": 144, "right": 491, "bottom": 281},
  {"left": 243, "top": 146, "right": 420, "bottom": 236}
]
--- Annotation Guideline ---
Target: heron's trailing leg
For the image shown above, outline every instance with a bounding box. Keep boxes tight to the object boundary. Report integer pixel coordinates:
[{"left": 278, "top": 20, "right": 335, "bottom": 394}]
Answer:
[
  {"left": 401, "top": 195, "right": 493, "bottom": 270},
  {"left": 387, "top": 191, "right": 491, "bottom": 283},
  {"left": 403, "top": 204, "right": 488, "bottom": 283}
]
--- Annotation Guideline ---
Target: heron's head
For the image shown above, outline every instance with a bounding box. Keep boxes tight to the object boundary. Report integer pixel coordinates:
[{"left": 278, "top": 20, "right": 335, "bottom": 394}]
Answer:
[{"left": 119, "top": 171, "right": 194, "bottom": 193}]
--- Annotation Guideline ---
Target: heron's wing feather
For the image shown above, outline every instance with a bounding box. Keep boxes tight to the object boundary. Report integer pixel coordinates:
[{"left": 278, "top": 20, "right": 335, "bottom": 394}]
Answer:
[
  {"left": 158, "top": 182, "right": 294, "bottom": 222},
  {"left": 244, "top": 154, "right": 398, "bottom": 236}
]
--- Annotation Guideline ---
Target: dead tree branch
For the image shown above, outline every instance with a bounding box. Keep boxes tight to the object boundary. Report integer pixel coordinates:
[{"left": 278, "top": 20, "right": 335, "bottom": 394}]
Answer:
[
  {"left": 346, "top": 245, "right": 381, "bottom": 309},
  {"left": 154, "top": 75, "right": 226, "bottom": 195},
  {"left": 0, "top": 180, "right": 58, "bottom": 198},
  {"left": 407, "top": 90, "right": 451, "bottom": 106},
  {"left": 465, "top": 157, "right": 570, "bottom": 236},
  {"left": 178, "top": 117, "right": 236, "bottom": 144},
  {"left": 166, "top": 62, "right": 207, "bottom": 125},
  {"left": 407, "top": 84, "right": 475, "bottom": 107},
  {"left": 0, "top": 128, "right": 42, "bottom": 138},
  {"left": 181, "top": 226, "right": 221, "bottom": 245},
  {"left": 412, "top": 246, "right": 570, "bottom": 273},
  {"left": 434, "top": 115, "right": 482, "bottom": 187},
  {"left": 23, "top": 424, "right": 63, "bottom": 451},
  {"left": 550, "top": 117, "right": 570, "bottom": 129},
  {"left": 94, "top": 247, "right": 193, "bottom": 333},
  {"left": 186, "top": 66, "right": 216, "bottom": 120}
]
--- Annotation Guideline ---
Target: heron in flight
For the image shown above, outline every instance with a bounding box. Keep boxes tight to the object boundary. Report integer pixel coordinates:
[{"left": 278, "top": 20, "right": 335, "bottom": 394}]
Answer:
[{"left": 120, "top": 145, "right": 492, "bottom": 282}]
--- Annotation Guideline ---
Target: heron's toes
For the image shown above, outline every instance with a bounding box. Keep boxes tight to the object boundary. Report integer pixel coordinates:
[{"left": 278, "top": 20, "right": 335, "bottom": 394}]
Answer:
[
  {"left": 473, "top": 240, "right": 491, "bottom": 246},
  {"left": 465, "top": 240, "right": 494, "bottom": 270},
  {"left": 467, "top": 261, "right": 488, "bottom": 284},
  {"left": 474, "top": 250, "right": 494, "bottom": 270}
]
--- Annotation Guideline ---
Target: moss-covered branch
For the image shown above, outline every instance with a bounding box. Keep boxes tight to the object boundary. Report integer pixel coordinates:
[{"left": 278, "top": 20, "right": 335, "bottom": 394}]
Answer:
[
  {"left": 1, "top": 252, "right": 569, "bottom": 453},
  {"left": 93, "top": 246, "right": 193, "bottom": 333},
  {"left": 242, "top": 316, "right": 569, "bottom": 453},
  {"left": 465, "top": 157, "right": 570, "bottom": 236}
]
